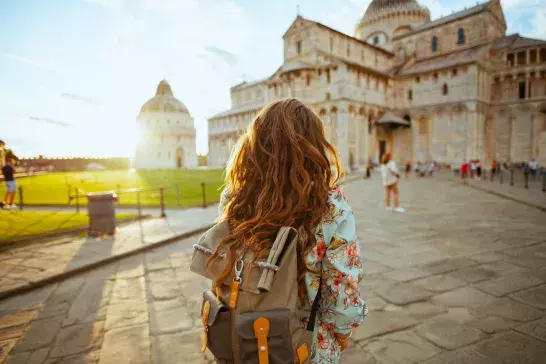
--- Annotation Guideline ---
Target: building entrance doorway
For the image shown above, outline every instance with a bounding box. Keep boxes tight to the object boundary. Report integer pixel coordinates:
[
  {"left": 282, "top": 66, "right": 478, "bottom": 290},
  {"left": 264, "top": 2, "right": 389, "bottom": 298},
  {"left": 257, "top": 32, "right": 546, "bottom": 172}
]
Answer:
[
  {"left": 176, "top": 147, "right": 184, "bottom": 168},
  {"left": 379, "top": 140, "right": 386, "bottom": 162}
]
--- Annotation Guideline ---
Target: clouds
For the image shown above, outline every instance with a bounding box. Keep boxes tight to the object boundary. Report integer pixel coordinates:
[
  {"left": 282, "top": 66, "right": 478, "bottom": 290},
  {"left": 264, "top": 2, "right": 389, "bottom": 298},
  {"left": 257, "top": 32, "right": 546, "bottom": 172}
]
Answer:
[
  {"left": 4, "top": 54, "right": 61, "bottom": 73},
  {"left": 61, "top": 93, "right": 102, "bottom": 106},
  {"left": 18, "top": 115, "right": 73, "bottom": 128}
]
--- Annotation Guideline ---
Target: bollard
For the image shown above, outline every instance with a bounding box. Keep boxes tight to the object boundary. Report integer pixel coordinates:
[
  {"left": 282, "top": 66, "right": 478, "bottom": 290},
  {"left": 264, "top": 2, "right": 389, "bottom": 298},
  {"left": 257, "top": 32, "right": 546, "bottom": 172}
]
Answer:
[
  {"left": 510, "top": 168, "right": 514, "bottom": 186},
  {"left": 175, "top": 185, "right": 180, "bottom": 206},
  {"left": 76, "top": 188, "right": 80, "bottom": 214},
  {"left": 137, "top": 190, "right": 142, "bottom": 217},
  {"left": 18, "top": 186, "right": 23, "bottom": 210},
  {"left": 543, "top": 173, "right": 546, "bottom": 193},
  {"left": 499, "top": 169, "right": 503, "bottom": 185},
  {"left": 201, "top": 182, "right": 206, "bottom": 208},
  {"left": 159, "top": 187, "right": 166, "bottom": 217},
  {"left": 524, "top": 172, "right": 529, "bottom": 189},
  {"left": 482, "top": 169, "right": 487, "bottom": 180},
  {"left": 87, "top": 192, "right": 116, "bottom": 236},
  {"left": 490, "top": 169, "right": 494, "bottom": 182}
]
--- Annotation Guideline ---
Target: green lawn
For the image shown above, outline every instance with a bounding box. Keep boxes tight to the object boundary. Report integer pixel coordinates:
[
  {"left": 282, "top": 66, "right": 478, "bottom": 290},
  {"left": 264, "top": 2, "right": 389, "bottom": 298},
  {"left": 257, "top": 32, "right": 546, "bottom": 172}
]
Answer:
[
  {"left": 0, "top": 169, "right": 225, "bottom": 207},
  {"left": 0, "top": 210, "right": 136, "bottom": 242}
]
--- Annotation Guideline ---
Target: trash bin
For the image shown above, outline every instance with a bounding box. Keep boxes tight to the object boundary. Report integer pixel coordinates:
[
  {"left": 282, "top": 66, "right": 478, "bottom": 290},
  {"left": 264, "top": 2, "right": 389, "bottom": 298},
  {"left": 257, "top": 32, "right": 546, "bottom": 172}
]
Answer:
[{"left": 87, "top": 192, "right": 117, "bottom": 236}]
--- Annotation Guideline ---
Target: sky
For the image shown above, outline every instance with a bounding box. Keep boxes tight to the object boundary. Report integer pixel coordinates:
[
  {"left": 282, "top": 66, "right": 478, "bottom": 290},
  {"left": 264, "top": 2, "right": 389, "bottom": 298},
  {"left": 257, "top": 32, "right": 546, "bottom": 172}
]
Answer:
[{"left": 0, "top": 0, "right": 544, "bottom": 158}]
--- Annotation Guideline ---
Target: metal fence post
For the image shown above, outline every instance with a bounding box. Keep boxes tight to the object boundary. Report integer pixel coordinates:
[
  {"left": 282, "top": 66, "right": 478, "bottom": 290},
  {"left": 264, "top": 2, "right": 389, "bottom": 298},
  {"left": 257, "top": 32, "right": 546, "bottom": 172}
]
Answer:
[
  {"left": 542, "top": 173, "right": 546, "bottom": 193},
  {"left": 175, "top": 185, "right": 180, "bottom": 206},
  {"left": 68, "top": 184, "right": 72, "bottom": 204},
  {"left": 524, "top": 172, "right": 529, "bottom": 189},
  {"left": 76, "top": 188, "right": 80, "bottom": 214},
  {"left": 117, "top": 184, "right": 121, "bottom": 204},
  {"left": 160, "top": 187, "right": 166, "bottom": 217},
  {"left": 490, "top": 169, "right": 494, "bottom": 182},
  {"left": 137, "top": 190, "right": 142, "bottom": 217},
  {"left": 510, "top": 167, "right": 514, "bottom": 186},
  {"left": 18, "top": 186, "right": 23, "bottom": 210},
  {"left": 201, "top": 182, "right": 206, "bottom": 208}
]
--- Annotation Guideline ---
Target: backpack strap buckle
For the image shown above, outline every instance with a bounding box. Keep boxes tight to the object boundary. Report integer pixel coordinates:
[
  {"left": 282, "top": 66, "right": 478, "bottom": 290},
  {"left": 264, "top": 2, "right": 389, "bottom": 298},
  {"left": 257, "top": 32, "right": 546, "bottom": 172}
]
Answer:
[{"left": 253, "top": 317, "right": 270, "bottom": 364}]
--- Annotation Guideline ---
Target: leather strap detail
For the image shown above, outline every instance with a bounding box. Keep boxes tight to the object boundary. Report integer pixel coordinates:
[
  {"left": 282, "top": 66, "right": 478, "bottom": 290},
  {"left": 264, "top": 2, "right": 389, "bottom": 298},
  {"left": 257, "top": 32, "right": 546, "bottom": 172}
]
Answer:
[
  {"left": 229, "top": 279, "right": 241, "bottom": 309},
  {"left": 253, "top": 317, "right": 270, "bottom": 364},
  {"left": 201, "top": 301, "right": 211, "bottom": 352},
  {"left": 297, "top": 343, "right": 309, "bottom": 363}
]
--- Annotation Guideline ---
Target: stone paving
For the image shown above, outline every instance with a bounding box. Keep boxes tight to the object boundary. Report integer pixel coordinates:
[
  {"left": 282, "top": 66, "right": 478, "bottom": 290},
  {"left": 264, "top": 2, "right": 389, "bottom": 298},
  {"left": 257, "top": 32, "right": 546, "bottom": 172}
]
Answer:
[
  {"left": 0, "top": 175, "right": 545, "bottom": 363},
  {"left": 0, "top": 207, "right": 218, "bottom": 298}
]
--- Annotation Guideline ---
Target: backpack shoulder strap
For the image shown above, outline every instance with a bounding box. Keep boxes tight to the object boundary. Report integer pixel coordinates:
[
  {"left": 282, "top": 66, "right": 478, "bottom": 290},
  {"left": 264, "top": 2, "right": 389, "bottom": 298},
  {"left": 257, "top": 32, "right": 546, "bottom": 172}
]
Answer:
[{"left": 306, "top": 263, "right": 322, "bottom": 332}]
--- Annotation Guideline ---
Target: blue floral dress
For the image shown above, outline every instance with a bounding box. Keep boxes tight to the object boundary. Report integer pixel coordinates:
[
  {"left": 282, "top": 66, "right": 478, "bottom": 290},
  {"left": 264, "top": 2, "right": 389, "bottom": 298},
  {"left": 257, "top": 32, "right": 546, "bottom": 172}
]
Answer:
[{"left": 218, "top": 187, "right": 367, "bottom": 363}]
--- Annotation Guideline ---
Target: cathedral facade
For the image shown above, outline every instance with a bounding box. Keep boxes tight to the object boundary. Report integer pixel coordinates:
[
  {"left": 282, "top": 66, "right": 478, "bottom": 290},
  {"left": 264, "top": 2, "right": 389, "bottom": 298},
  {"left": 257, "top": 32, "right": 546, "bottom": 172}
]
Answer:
[
  {"left": 208, "top": 0, "right": 546, "bottom": 170},
  {"left": 136, "top": 80, "right": 197, "bottom": 169}
]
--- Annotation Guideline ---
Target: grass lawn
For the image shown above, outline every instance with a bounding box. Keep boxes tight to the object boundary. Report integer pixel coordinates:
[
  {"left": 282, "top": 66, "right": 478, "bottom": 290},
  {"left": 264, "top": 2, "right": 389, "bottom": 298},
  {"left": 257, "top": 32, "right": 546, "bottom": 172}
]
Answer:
[
  {"left": 0, "top": 210, "right": 137, "bottom": 242},
  {"left": 0, "top": 169, "right": 225, "bottom": 207}
]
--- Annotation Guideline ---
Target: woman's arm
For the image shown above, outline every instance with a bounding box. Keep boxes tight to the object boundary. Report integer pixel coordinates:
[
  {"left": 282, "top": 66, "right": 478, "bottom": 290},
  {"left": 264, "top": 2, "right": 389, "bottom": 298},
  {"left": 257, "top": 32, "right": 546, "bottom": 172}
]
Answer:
[{"left": 320, "top": 206, "right": 367, "bottom": 346}]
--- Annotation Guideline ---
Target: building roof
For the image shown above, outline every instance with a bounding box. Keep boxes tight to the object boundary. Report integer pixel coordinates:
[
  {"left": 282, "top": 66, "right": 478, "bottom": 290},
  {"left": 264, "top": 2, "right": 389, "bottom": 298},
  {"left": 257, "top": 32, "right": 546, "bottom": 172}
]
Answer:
[
  {"left": 377, "top": 111, "right": 410, "bottom": 125},
  {"left": 394, "top": 1, "right": 492, "bottom": 39},
  {"left": 286, "top": 16, "right": 394, "bottom": 56},
  {"left": 139, "top": 80, "right": 189, "bottom": 114},
  {"left": 492, "top": 33, "right": 546, "bottom": 51},
  {"left": 209, "top": 103, "right": 264, "bottom": 120},
  {"left": 391, "top": 44, "right": 489, "bottom": 76}
]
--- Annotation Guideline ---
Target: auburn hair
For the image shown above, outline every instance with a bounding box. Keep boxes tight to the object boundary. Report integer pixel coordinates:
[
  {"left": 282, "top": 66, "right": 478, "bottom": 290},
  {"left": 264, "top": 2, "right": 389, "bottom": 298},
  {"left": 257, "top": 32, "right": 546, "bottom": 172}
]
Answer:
[
  {"left": 207, "top": 98, "right": 342, "bottom": 303},
  {"left": 381, "top": 153, "right": 391, "bottom": 165}
]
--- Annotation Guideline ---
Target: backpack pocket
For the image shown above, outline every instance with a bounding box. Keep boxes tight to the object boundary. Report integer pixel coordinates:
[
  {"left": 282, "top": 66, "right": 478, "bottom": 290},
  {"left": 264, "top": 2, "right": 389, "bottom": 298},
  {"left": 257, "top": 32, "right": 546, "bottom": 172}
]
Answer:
[
  {"left": 201, "top": 289, "right": 233, "bottom": 361},
  {"left": 236, "top": 310, "right": 294, "bottom": 364}
]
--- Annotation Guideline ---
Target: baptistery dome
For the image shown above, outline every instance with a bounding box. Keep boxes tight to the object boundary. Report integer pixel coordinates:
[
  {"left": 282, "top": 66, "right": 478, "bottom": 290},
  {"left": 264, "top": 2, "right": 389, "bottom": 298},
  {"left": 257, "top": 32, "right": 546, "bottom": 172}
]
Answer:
[{"left": 139, "top": 80, "right": 189, "bottom": 114}]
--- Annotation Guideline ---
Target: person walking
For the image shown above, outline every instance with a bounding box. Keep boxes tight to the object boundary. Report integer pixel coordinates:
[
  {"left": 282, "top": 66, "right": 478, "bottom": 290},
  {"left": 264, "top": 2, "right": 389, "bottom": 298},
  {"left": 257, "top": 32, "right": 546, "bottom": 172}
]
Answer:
[
  {"left": 460, "top": 159, "right": 469, "bottom": 184},
  {"left": 476, "top": 159, "right": 482, "bottom": 178},
  {"left": 529, "top": 158, "right": 538, "bottom": 179},
  {"left": 405, "top": 161, "right": 411, "bottom": 179},
  {"left": 2, "top": 158, "right": 17, "bottom": 209},
  {"left": 365, "top": 157, "right": 372, "bottom": 179},
  {"left": 381, "top": 153, "right": 405, "bottom": 212},
  {"left": 470, "top": 160, "right": 477, "bottom": 179},
  {"left": 191, "top": 99, "right": 366, "bottom": 363}
]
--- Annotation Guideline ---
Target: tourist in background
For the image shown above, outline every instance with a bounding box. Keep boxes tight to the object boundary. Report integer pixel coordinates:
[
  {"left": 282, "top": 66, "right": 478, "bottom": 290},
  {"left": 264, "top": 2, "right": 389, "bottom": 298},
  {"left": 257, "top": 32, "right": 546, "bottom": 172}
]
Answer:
[
  {"left": 405, "top": 161, "right": 411, "bottom": 179},
  {"left": 460, "top": 159, "right": 469, "bottom": 184},
  {"left": 365, "top": 158, "right": 372, "bottom": 179},
  {"left": 470, "top": 160, "right": 477, "bottom": 178},
  {"left": 427, "top": 161, "right": 436, "bottom": 177},
  {"left": 2, "top": 158, "right": 17, "bottom": 209},
  {"left": 381, "top": 153, "right": 405, "bottom": 212},
  {"left": 414, "top": 161, "right": 421, "bottom": 177},
  {"left": 529, "top": 158, "right": 538, "bottom": 179},
  {"left": 491, "top": 159, "right": 497, "bottom": 176},
  {"left": 476, "top": 159, "right": 482, "bottom": 178}
]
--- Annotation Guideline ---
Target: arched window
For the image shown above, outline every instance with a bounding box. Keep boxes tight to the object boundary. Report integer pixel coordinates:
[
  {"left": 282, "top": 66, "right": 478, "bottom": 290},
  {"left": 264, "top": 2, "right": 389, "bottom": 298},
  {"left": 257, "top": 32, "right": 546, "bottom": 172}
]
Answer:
[
  {"left": 457, "top": 28, "right": 465, "bottom": 45},
  {"left": 442, "top": 83, "right": 448, "bottom": 95},
  {"left": 408, "top": 89, "right": 413, "bottom": 101},
  {"left": 297, "top": 41, "right": 302, "bottom": 54},
  {"left": 373, "top": 36, "right": 379, "bottom": 45},
  {"left": 432, "top": 36, "right": 438, "bottom": 52}
]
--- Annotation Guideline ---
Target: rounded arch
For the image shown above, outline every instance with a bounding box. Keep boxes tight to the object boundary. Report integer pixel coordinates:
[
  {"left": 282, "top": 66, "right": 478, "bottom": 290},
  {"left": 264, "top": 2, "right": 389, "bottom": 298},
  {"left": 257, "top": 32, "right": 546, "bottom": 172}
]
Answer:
[
  {"left": 358, "top": 107, "right": 366, "bottom": 116},
  {"left": 393, "top": 25, "right": 413, "bottom": 37},
  {"left": 319, "top": 108, "right": 327, "bottom": 116},
  {"left": 330, "top": 106, "right": 338, "bottom": 113}
]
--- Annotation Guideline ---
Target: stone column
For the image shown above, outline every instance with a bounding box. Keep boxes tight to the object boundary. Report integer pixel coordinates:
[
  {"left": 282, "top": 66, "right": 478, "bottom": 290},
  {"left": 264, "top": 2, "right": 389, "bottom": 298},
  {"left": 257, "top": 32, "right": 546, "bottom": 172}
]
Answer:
[{"left": 337, "top": 106, "right": 350, "bottom": 171}]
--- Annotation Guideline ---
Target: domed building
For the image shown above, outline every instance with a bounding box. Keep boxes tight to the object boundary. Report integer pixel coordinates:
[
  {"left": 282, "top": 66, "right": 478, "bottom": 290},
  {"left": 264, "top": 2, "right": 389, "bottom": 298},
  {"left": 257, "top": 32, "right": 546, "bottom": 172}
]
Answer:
[
  {"left": 209, "top": 0, "right": 546, "bottom": 170},
  {"left": 136, "top": 80, "right": 197, "bottom": 169},
  {"left": 355, "top": 0, "right": 430, "bottom": 51}
]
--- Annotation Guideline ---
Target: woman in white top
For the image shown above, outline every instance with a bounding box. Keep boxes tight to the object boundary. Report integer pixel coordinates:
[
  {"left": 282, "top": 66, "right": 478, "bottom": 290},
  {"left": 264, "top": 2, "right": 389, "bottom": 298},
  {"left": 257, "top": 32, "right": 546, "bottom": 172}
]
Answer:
[{"left": 380, "top": 153, "right": 405, "bottom": 212}]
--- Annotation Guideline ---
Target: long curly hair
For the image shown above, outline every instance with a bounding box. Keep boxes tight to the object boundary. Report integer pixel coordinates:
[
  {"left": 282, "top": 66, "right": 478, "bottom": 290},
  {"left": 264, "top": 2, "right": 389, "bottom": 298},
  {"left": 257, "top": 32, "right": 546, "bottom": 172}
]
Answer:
[{"left": 207, "top": 98, "right": 342, "bottom": 303}]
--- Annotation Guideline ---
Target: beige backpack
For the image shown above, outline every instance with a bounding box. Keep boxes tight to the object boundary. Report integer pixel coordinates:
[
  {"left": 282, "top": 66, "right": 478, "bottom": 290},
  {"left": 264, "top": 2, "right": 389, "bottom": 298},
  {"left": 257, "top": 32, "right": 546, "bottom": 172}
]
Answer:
[{"left": 190, "top": 221, "right": 321, "bottom": 364}]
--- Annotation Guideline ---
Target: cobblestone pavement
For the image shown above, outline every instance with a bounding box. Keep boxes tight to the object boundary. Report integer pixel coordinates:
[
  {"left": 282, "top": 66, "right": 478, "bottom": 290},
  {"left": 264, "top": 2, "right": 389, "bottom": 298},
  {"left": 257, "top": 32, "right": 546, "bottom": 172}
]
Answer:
[
  {"left": 1, "top": 176, "right": 545, "bottom": 363},
  {"left": 0, "top": 207, "right": 218, "bottom": 298}
]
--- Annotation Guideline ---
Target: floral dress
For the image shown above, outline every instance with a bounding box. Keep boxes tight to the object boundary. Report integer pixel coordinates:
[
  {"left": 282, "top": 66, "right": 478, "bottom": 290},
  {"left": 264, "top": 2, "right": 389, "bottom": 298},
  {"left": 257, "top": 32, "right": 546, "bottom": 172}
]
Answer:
[{"left": 218, "top": 187, "right": 367, "bottom": 363}]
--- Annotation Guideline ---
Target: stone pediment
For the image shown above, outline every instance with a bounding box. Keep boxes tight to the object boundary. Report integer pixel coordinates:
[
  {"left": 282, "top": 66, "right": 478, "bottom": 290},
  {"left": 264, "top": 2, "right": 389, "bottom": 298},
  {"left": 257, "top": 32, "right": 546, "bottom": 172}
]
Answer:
[
  {"left": 487, "top": 0, "right": 507, "bottom": 28},
  {"left": 283, "top": 16, "right": 315, "bottom": 38}
]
